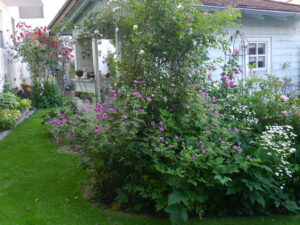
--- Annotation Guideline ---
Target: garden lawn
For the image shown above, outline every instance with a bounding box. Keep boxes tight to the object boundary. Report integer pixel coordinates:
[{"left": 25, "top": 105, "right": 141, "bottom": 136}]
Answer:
[{"left": 0, "top": 110, "right": 299, "bottom": 225}]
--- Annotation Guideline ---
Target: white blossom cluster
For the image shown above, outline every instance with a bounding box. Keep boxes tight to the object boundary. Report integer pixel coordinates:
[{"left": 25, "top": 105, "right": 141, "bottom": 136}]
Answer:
[
  {"left": 260, "top": 125, "right": 297, "bottom": 178},
  {"left": 231, "top": 103, "right": 259, "bottom": 125}
]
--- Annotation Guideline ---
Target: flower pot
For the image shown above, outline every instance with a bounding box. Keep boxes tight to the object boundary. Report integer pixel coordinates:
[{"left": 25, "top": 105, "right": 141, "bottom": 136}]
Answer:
[{"left": 76, "top": 70, "right": 83, "bottom": 77}]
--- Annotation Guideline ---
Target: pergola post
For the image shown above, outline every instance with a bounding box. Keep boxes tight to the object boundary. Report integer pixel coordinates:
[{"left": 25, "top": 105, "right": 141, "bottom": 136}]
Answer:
[{"left": 92, "top": 38, "right": 102, "bottom": 102}]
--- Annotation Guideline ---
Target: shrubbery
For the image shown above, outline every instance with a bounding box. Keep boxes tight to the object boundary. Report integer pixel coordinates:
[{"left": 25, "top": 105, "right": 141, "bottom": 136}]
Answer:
[
  {"left": 31, "top": 81, "right": 62, "bottom": 109},
  {"left": 0, "top": 92, "right": 31, "bottom": 131}
]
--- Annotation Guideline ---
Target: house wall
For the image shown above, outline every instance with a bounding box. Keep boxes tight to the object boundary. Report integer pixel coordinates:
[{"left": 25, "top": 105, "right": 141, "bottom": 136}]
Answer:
[
  {"left": 0, "top": 0, "right": 22, "bottom": 92},
  {"left": 209, "top": 14, "right": 300, "bottom": 84}
]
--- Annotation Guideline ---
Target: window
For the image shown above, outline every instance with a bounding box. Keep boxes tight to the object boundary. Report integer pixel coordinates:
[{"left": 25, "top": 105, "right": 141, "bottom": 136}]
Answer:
[{"left": 246, "top": 36, "right": 272, "bottom": 75}]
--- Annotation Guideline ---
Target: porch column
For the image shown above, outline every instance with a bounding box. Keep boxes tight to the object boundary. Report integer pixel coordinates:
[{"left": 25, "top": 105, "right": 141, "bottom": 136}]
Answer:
[{"left": 92, "top": 39, "right": 102, "bottom": 102}]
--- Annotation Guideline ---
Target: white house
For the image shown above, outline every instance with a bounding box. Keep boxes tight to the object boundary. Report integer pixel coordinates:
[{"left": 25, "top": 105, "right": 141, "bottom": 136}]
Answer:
[
  {"left": 0, "top": 0, "right": 44, "bottom": 92},
  {"left": 200, "top": 0, "right": 300, "bottom": 85}
]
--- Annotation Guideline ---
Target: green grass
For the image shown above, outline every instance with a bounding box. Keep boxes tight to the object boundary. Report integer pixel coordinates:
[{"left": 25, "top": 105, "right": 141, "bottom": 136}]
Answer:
[{"left": 0, "top": 110, "right": 299, "bottom": 225}]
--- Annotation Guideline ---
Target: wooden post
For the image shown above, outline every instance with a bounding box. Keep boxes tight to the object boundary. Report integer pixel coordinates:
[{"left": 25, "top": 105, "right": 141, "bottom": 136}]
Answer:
[{"left": 92, "top": 39, "right": 101, "bottom": 102}]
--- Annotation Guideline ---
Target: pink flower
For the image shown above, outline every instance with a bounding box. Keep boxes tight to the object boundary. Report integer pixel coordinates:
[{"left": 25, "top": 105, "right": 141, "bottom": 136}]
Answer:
[
  {"left": 280, "top": 95, "right": 288, "bottom": 102},
  {"left": 235, "top": 129, "right": 239, "bottom": 133},
  {"left": 134, "top": 124, "right": 137, "bottom": 127},
  {"left": 146, "top": 97, "right": 152, "bottom": 102},
  {"left": 159, "top": 121, "right": 163, "bottom": 125},
  {"left": 208, "top": 73, "right": 212, "bottom": 79},
  {"left": 165, "top": 141, "right": 169, "bottom": 144},
  {"left": 212, "top": 96, "right": 216, "bottom": 101},
  {"left": 82, "top": 106, "right": 87, "bottom": 111},
  {"left": 175, "top": 136, "right": 179, "bottom": 139},
  {"left": 221, "top": 75, "right": 227, "bottom": 80},
  {"left": 202, "top": 150, "right": 206, "bottom": 154},
  {"left": 234, "top": 49, "right": 239, "bottom": 54},
  {"left": 228, "top": 128, "right": 232, "bottom": 131},
  {"left": 122, "top": 115, "right": 127, "bottom": 119},
  {"left": 159, "top": 127, "right": 164, "bottom": 132},
  {"left": 109, "top": 90, "right": 116, "bottom": 94},
  {"left": 57, "top": 113, "right": 62, "bottom": 117},
  {"left": 282, "top": 111, "right": 288, "bottom": 116},
  {"left": 94, "top": 127, "right": 99, "bottom": 133},
  {"left": 214, "top": 111, "right": 220, "bottom": 116},
  {"left": 57, "top": 138, "right": 61, "bottom": 144},
  {"left": 85, "top": 99, "right": 90, "bottom": 103},
  {"left": 102, "top": 113, "right": 108, "bottom": 119},
  {"left": 139, "top": 109, "right": 144, "bottom": 112},
  {"left": 246, "top": 155, "right": 250, "bottom": 159},
  {"left": 168, "top": 145, "right": 173, "bottom": 148},
  {"left": 50, "top": 130, "right": 55, "bottom": 134},
  {"left": 229, "top": 80, "right": 234, "bottom": 86},
  {"left": 96, "top": 112, "right": 100, "bottom": 116},
  {"left": 46, "top": 115, "right": 51, "bottom": 119},
  {"left": 233, "top": 145, "right": 238, "bottom": 150},
  {"left": 224, "top": 81, "right": 229, "bottom": 87},
  {"left": 133, "top": 80, "right": 139, "bottom": 84},
  {"left": 151, "top": 121, "right": 156, "bottom": 126},
  {"left": 232, "top": 75, "right": 236, "bottom": 80},
  {"left": 186, "top": 105, "right": 190, "bottom": 109},
  {"left": 160, "top": 137, "right": 164, "bottom": 140}
]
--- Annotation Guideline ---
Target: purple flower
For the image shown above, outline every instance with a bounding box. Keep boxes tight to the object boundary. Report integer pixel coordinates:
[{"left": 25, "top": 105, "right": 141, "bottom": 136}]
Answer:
[
  {"left": 228, "top": 128, "right": 232, "bottom": 131},
  {"left": 190, "top": 156, "right": 198, "bottom": 161},
  {"left": 148, "top": 136, "right": 151, "bottom": 139},
  {"left": 182, "top": 141, "right": 185, "bottom": 145},
  {"left": 46, "top": 115, "right": 51, "bottom": 119},
  {"left": 159, "top": 127, "right": 164, "bottom": 132},
  {"left": 246, "top": 155, "right": 250, "bottom": 159},
  {"left": 96, "top": 112, "right": 100, "bottom": 116},
  {"left": 214, "top": 111, "right": 220, "bottom": 116},
  {"left": 68, "top": 136, "right": 74, "bottom": 139},
  {"left": 199, "top": 140, "right": 203, "bottom": 144},
  {"left": 85, "top": 99, "right": 90, "bottom": 103},
  {"left": 235, "top": 129, "right": 239, "bottom": 134},
  {"left": 151, "top": 121, "right": 156, "bottom": 126},
  {"left": 109, "top": 108, "right": 117, "bottom": 113},
  {"left": 201, "top": 144, "right": 204, "bottom": 148},
  {"left": 57, "top": 138, "right": 61, "bottom": 144},
  {"left": 50, "top": 130, "right": 55, "bottom": 134},
  {"left": 57, "top": 113, "right": 62, "bottom": 117},
  {"left": 94, "top": 127, "right": 99, "bottom": 133},
  {"left": 160, "top": 137, "right": 164, "bottom": 140},
  {"left": 133, "top": 80, "right": 139, "bottom": 84},
  {"left": 175, "top": 136, "right": 179, "bottom": 139},
  {"left": 159, "top": 121, "right": 163, "bottom": 125},
  {"left": 139, "top": 109, "right": 144, "bottom": 112},
  {"left": 168, "top": 145, "right": 173, "bottom": 148},
  {"left": 202, "top": 149, "right": 206, "bottom": 154},
  {"left": 186, "top": 105, "right": 190, "bottom": 109},
  {"left": 134, "top": 124, "right": 137, "bottom": 127},
  {"left": 233, "top": 145, "right": 238, "bottom": 150},
  {"left": 109, "top": 90, "right": 116, "bottom": 94},
  {"left": 165, "top": 141, "right": 169, "bottom": 144},
  {"left": 221, "top": 141, "right": 225, "bottom": 144},
  {"left": 146, "top": 97, "right": 152, "bottom": 102},
  {"left": 122, "top": 115, "right": 127, "bottom": 119},
  {"left": 212, "top": 96, "right": 216, "bottom": 101},
  {"left": 102, "top": 113, "right": 108, "bottom": 119},
  {"left": 82, "top": 106, "right": 87, "bottom": 111}
]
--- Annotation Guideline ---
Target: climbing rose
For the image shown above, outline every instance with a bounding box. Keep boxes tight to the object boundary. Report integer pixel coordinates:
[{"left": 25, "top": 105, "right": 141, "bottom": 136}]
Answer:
[{"left": 280, "top": 95, "right": 288, "bottom": 102}]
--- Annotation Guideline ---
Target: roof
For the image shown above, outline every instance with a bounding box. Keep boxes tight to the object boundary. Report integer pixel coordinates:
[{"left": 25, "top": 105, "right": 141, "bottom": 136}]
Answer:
[
  {"left": 48, "top": 0, "right": 78, "bottom": 30},
  {"left": 200, "top": 0, "right": 300, "bottom": 13}
]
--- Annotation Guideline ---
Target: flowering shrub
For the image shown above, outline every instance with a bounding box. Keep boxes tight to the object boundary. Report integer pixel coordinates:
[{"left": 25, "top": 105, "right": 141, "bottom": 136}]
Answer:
[
  {"left": 43, "top": 80, "right": 300, "bottom": 224},
  {"left": 8, "top": 22, "right": 73, "bottom": 82}
]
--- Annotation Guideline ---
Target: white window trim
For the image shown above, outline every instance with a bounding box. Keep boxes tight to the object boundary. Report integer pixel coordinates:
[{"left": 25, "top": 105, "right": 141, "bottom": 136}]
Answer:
[{"left": 246, "top": 36, "right": 272, "bottom": 76}]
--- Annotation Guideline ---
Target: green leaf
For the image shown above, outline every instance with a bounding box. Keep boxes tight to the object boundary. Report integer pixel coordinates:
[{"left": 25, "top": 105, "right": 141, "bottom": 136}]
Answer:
[{"left": 168, "top": 190, "right": 189, "bottom": 206}]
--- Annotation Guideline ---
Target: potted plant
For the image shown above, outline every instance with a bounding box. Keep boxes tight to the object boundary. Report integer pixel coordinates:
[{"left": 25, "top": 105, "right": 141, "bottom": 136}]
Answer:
[
  {"left": 75, "top": 69, "right": 84, "bottom": 77},
  {"left": 87, "top": 72, "right": 95, "bottom": 79}
]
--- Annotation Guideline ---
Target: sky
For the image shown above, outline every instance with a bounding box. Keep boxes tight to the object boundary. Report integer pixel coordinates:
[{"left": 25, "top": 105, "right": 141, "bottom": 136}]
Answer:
[{"left": 18, "top": 0, "right": 67, "bottom": 28}]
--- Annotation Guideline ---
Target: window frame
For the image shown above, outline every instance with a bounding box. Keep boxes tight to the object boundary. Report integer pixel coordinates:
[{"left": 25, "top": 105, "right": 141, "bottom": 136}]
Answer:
[{"left": 246, "top": 36, "right": 272, "bottom": 75}]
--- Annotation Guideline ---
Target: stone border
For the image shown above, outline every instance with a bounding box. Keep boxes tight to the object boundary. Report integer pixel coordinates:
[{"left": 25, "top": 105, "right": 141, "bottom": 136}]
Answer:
[{"left": 0, "top": 109, "right": 36, "bottom": 141}]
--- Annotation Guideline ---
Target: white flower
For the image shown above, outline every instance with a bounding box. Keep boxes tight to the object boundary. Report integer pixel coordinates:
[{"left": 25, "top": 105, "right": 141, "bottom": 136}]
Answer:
[
  {"left": 177, "top": 4, "right": 182, "bottom": 9},
  {"left": 115, "top": 27, "right": 119, "bottom": 32},
  {"left": 139, "top": 49, "right": 144, "bottom": 55},
  {"left": 133, "top": 25, "right": 138, "bottom": 30},
  {"left": 94, "top": 30, "right": 99, "bottom": 34}
]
